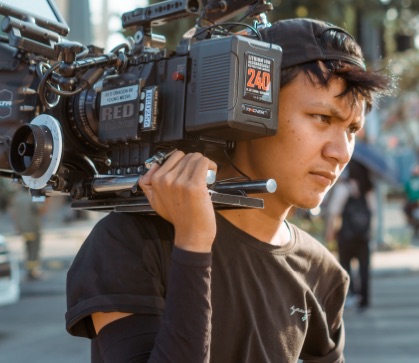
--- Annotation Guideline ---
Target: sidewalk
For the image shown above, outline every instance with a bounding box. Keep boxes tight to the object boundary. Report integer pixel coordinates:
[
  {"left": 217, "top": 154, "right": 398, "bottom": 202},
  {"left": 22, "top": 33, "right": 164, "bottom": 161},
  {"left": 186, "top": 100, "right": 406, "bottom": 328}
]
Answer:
[
  {"left": 1, "top": 195, "right": 419, "bottom": 277},
  {"left": 371, "top": 244, "right": 419, "bottom": 277},
  {"left": 0, "top": 195, "right": 104, "bottom": 270}
]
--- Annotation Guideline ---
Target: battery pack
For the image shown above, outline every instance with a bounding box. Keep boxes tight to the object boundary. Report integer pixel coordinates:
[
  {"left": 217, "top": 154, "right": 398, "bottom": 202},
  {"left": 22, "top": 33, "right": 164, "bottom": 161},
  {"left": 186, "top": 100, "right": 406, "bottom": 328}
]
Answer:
[{"left": 185, "top": 35, "right": 282, "bottom": 140}]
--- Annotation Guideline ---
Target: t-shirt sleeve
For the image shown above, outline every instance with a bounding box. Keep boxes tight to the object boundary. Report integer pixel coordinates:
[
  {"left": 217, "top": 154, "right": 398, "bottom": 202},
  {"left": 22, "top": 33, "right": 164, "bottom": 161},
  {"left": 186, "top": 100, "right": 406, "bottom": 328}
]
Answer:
[
  {"left": 92, "top": 247, "right": 213, "bottom": 363},
  {"left": 66, "top": 211, "right": 213, "bottom": 362},
  {"left": 65, "top": 212, "right": 174, "bottom": 338}
]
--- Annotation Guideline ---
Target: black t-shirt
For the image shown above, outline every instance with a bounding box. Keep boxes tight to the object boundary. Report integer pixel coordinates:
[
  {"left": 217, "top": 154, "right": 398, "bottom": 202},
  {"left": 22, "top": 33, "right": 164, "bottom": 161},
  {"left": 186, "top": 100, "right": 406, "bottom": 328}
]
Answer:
[{"left": 66, "top": 212, "right": 349, "bottom": 362}]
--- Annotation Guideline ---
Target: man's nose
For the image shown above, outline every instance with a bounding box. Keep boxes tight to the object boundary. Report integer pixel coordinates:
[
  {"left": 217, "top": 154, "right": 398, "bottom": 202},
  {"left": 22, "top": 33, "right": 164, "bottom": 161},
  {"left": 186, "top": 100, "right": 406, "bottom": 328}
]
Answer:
[{"left": 323, "top": 131, "right": 354, "bottom": 165}]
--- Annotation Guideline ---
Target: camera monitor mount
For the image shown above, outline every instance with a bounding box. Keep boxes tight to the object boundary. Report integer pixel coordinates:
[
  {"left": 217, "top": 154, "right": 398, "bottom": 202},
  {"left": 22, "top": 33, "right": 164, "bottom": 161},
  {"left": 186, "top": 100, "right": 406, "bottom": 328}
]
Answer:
[{"left": 0, "top": 0, "right": 69, "bottom": 59}]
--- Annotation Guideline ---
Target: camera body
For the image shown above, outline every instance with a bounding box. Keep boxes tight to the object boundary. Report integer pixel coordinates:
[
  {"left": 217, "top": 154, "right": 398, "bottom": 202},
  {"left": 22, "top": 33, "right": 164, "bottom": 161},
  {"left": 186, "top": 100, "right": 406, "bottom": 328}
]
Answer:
[{"left": 0, "top": 0, "right": 282, "bottom": 212}]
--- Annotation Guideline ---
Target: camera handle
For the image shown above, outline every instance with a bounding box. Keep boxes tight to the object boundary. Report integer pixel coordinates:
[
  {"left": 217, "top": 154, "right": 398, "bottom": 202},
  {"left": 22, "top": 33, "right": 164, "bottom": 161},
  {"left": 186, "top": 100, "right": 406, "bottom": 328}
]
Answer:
[
  {"left": 83, "top": 147, "right": 276, "bottom": 213},
  {"left": 84, "top": 172, "right": 275, "bottom": 213},
  {"left": 73, "top": 178, "right": 274, "bottom": 212}
]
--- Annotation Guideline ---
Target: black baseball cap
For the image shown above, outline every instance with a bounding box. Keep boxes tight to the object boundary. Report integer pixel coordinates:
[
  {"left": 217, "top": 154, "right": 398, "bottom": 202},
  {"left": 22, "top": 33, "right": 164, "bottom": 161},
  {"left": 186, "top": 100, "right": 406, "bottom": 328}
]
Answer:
[{"left": 260, "top": 18, "right": 366, "bottom": 70}]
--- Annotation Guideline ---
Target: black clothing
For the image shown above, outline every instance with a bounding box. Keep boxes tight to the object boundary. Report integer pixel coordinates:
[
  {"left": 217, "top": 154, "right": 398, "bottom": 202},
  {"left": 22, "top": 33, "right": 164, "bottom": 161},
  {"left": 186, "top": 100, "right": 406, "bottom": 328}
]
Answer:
[
  {"left": 338, "top": 235, "right": 370, "bottom": 308},
  {"left": 338, "top": 192, "right": 371, "bottom": 308},
  {"left": 338, "top": 194, "right": 371, "bottom": 242},
  {"left": 337, "top": 185, "right": 372, "bottom": 309},
  {"left": 66, "top": 212, "right": 349, "bottom": 362}
]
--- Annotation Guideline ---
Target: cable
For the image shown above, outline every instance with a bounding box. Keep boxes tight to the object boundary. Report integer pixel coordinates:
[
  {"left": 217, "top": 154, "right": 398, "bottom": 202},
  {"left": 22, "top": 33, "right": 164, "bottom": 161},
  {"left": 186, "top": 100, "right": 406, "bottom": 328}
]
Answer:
[
  {"left": 222, "top": 149, "right": 251, "bottom": 181},
  {"left": 193, "top": 21, "right": 261, "bottom": 40}
]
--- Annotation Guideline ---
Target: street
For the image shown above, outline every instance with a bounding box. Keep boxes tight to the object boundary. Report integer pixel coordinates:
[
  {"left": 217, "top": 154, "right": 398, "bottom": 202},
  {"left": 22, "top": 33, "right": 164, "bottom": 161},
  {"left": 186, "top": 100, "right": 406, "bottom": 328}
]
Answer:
[
  {"left": 0, "top": 264, "right": 90, "bottom": 363},
  {"left": 0, "top": 197, "right": 418, "bottom": 362},
  {"left": 343, "top": 272, "right": 419, "bottom": 363},
  {"left": 0, "top": 263, "right": 418, "bottom": 362}
]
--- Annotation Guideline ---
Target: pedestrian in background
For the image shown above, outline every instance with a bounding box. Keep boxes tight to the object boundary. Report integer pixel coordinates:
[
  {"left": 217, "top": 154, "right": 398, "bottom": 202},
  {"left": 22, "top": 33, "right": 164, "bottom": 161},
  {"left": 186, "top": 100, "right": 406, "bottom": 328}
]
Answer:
[
  {"left": 403, "top": 164, "right": 419, "bottom": 239},
  {"left": 326, "top": 159, "right": 374, "bottom": 311},
  {"left": 0, "top": 178, "right": 13, "bottom": 214},
  {"left": 10, "top": 186, "right": 48, "bottom": 280}
]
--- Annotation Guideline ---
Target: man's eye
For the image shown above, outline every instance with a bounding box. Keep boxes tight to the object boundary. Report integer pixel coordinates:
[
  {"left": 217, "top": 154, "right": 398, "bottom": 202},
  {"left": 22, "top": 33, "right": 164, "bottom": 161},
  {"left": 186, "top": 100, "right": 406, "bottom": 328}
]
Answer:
[
  {"left": 313, "top": 114, "right": 330, "bottom": 123},
  {"left": 348, "top": 124, "right": 361, "bottom": 134}
]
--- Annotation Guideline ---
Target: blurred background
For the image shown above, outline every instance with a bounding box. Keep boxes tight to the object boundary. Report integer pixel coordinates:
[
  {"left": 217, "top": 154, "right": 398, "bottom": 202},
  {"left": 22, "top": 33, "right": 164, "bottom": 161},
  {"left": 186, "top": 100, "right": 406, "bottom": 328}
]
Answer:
[
  {"left": 43, "top": 0, "right": 419, "bottom": 246},
  {"left": 0, "top": 0, "right": 419, "bottom": 362},
  {"left": 57, "top": 0, "right": 419, "bottom": 238}
]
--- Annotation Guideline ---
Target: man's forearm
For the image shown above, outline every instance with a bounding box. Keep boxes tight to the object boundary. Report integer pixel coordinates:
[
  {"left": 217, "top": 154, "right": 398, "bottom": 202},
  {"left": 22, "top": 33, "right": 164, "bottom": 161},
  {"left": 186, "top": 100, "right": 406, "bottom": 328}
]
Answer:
[{"left": 150, "top": 246, "right": 212, "bottom": 363}]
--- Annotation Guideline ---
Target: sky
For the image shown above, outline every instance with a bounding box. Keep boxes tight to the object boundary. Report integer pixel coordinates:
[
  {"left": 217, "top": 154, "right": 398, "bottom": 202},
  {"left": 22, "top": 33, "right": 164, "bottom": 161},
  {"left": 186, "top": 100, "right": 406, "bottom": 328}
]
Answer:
[{"left": 89, "top": 0, "right": 149, "bottom": 50}]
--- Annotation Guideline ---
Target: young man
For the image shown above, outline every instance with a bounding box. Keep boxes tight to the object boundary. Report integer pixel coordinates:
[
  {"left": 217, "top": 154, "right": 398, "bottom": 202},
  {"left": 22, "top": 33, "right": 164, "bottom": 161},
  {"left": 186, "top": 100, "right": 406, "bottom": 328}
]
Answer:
[{"left": 66, "top": 18, "right": 391, "bottom": 362}]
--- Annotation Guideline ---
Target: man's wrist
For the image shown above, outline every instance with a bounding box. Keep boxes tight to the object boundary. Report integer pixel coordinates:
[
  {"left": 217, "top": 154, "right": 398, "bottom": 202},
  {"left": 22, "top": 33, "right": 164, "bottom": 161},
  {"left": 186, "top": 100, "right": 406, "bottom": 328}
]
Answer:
[
  {"left": 174, "top": 232, "right": 215, "bottom": 253},
  {"left": 172, "top": 246, "right": 212, "bottom": 267}
]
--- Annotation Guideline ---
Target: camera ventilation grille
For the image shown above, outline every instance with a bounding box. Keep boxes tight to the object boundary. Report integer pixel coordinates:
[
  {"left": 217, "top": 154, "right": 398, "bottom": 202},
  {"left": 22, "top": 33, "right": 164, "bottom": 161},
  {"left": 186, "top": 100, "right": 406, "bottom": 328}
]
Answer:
[{"left": 199, "top": 53, "right": 230, "bottom": 112}]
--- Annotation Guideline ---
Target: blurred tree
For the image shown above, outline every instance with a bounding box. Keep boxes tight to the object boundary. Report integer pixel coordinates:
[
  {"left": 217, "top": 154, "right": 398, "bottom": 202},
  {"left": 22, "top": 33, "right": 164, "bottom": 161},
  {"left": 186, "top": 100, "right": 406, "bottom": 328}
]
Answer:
[
  {"left": 138, "top": 0, "right": 419, "bottom": 90},
  {"left": 143, "top": 0, "right": 417, "bottom": 55},
  {"left": 144, "top": 0, "right": 197, "bottom": 50},
  {"left": 67, "top": 0, "right": 93, "bottom": 45},
  {"left": 142, "top": 0, "right": 419, "bottom": 97}
]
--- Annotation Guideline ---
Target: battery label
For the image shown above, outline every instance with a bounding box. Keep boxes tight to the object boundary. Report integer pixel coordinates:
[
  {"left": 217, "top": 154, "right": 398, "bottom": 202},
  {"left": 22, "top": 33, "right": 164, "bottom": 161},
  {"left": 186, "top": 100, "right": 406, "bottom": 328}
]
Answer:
[
  {"left": 243, "top": 53, "right": 273, "bottom": 104},
  {"left": 242, "top": 104, "right": 271, "bottom": 119}
]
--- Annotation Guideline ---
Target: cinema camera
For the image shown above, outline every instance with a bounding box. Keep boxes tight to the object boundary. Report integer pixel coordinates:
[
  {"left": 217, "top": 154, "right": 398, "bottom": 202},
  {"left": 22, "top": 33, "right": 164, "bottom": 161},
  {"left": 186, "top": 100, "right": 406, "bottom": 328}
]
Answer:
[{"left": 0, "top": 0, "right": 282, "bottom": 212}]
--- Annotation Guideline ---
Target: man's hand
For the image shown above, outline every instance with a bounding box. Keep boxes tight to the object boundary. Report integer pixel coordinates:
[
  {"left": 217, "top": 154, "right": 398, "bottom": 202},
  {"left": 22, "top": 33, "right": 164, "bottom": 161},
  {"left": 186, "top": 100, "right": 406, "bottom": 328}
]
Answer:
[{"left": 139, "top": 151, "right": 217, "bottom": 253}]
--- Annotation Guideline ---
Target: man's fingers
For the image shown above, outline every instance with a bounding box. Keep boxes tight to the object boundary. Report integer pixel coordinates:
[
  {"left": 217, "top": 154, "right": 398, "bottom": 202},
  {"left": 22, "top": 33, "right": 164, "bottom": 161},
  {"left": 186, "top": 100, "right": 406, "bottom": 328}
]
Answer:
[
  {"left": 138, "top": 162, "right": 159, "bottom": 189},
  {"left": 139, "top": 151, "right": 217, "bottom": 193},
  {"left": 152, "top": 150, "right": 185, "bottom": 175}
]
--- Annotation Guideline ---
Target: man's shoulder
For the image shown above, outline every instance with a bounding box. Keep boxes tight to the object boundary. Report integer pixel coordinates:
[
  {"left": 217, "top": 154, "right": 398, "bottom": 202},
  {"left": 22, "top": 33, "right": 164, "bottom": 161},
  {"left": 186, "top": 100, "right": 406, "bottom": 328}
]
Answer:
[
  {"left": 289, "top": 223, "right": 340, "bottom": 263},
  {"left": 289, "top": 223, "right": 349, "bottom": 284},
  {"left": 289, "top": 222, "right": 321, "bottom": 245},
  {"left": 86, "top": 212, "right": 175, "bottom": 255},
  {"left": 95, "top": 212, "right": 173, "bottom": 235}
]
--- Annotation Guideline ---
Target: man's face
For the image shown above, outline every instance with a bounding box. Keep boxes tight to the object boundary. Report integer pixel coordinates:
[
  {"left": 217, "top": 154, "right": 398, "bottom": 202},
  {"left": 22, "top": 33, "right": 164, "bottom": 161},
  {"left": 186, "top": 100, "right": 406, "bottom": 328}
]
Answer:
[{"left": 235, "top": 71, "right": 365, "bottom": 210}]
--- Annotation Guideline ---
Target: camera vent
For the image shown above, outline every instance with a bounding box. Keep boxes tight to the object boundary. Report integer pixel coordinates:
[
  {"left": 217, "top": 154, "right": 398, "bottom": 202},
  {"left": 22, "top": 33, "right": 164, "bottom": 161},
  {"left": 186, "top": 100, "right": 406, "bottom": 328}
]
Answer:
[{"left": 199, "top": 53, "right": 230, "bottom": 112}]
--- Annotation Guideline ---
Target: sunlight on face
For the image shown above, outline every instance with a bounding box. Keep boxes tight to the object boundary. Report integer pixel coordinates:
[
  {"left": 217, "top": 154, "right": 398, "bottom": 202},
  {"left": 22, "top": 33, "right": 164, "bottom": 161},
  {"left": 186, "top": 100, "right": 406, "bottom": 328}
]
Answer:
[{"left": 235, "top": 72, "right": 365, "bottom": 212}]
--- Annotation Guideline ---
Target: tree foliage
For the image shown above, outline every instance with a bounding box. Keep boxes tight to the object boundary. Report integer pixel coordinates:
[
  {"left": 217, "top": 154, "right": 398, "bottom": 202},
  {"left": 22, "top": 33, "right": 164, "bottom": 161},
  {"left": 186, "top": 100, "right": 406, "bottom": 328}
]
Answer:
[{"left": 146, "top": 0, "right": 418, "bottom": 91}]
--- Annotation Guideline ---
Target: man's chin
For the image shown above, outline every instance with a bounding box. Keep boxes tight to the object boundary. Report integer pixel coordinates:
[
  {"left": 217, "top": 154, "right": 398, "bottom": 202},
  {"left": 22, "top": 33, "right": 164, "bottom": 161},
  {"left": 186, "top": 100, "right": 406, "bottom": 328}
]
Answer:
[{"left": 294, "top": 194, "right": 325, "bottom": 210}]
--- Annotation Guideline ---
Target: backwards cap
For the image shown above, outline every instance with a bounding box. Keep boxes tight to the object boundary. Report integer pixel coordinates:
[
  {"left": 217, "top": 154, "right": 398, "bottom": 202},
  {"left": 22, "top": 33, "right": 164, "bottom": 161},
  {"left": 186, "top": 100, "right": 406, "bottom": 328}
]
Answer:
[{"left": 259, "top": 18, "right": 366, "bottom": 70}]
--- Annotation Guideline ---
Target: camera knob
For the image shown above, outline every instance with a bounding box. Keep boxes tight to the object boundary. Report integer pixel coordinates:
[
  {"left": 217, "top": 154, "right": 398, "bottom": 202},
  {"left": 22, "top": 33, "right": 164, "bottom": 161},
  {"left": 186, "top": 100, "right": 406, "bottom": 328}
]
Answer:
[
  {"left": 9, "top": 115, "right": 63, "bottom": 189},
  {"left": 55, "top": 41, "right": 84, "bottom": 63},
  {"left": 9, "top": 124, "right": 51, "bottom": 178}
]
